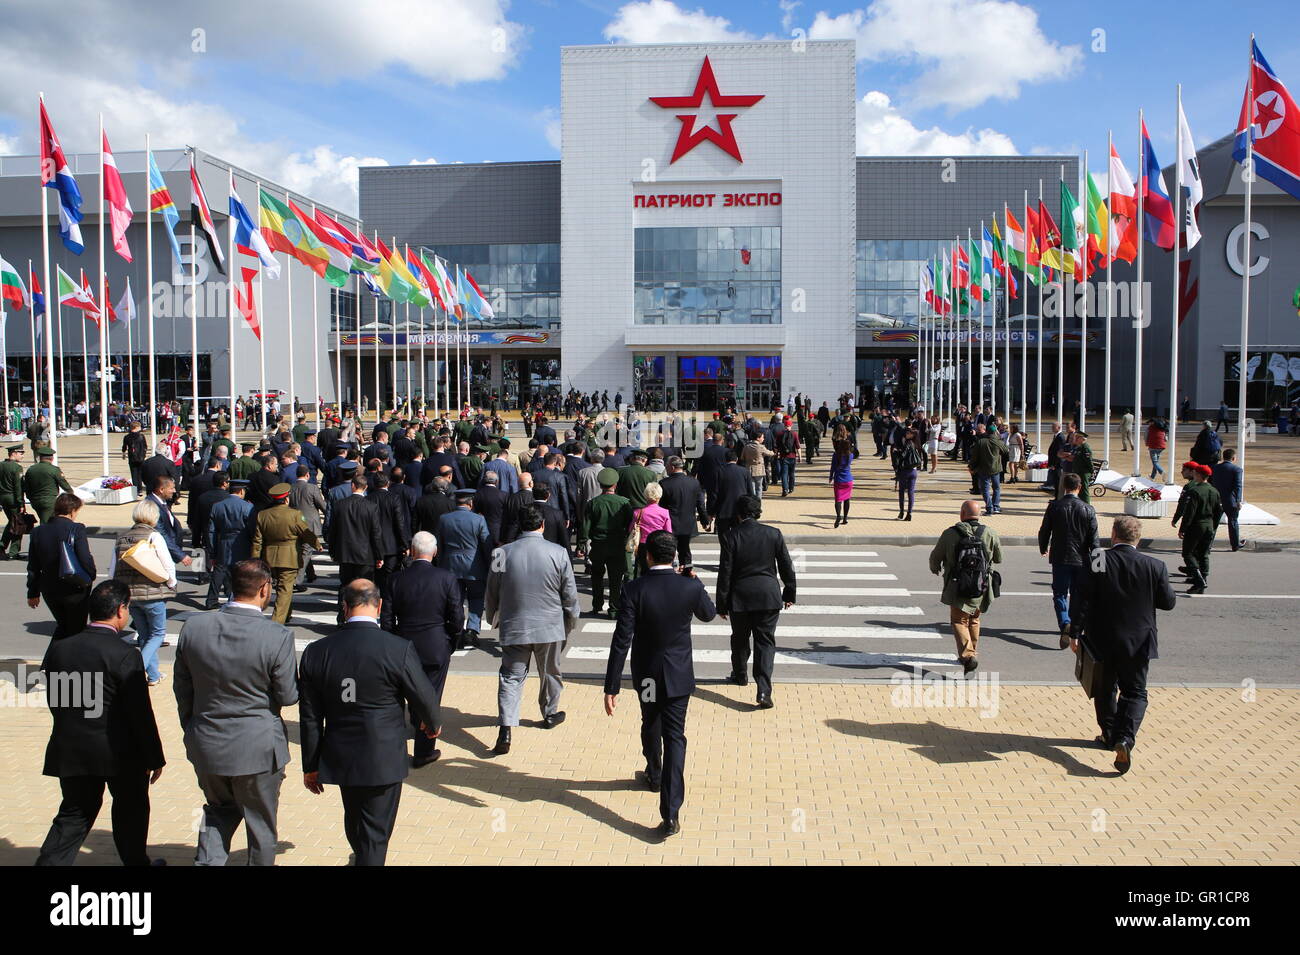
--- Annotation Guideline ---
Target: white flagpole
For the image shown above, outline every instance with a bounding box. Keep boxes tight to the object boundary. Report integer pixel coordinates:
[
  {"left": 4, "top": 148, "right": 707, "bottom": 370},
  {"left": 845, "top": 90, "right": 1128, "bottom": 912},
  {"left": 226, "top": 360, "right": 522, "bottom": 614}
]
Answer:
[
  {"left": 403, "top": 244, "right": 412, "bottom": 413},
  {"left": 1057, "top": 164, "right": 1066, "bottom": 429},
  {"left": 1169, "top": 86, "right": 1183, "bottom": 478},
  {"left": 372, "top": 232, "right": 380, "bottom": 422},
  {"left": 145, "top": 135, "right": 157, "bottom": 449},
  {"left": 966, "top": 230, "right": 972, "bottom": 411},
  {"left": 1021, "top": 193, "right": 1029, "bottom": 438},
  {"left": 285, "top": 193, "right": 296, "bottom": 428},
  {"left": 1003, "top": 208, "right": 1011, "bottom": 420},
  {"left": 353, "top": 269, "right": 361, "bottom": 420},
  {"left": 38, "top": 94, "right": 58, "bottom": 455},
  {"left": 2, "top": 297, "right": 9, "bottom": 420},
  {"left": 390, "top": 237, "right": 399, "bottom": 414},
  {"left": 980, "top": 221, "right": 989, "bottom": 412},
  {"left": 98, "top": 114, "right": 109, "bottom": 474},
  {"left": 1036, "top": 179, "right": 1044, "bottom": 450},
  {"left": 26, "top": 261, "right": 38, "bottom": 421},
  {"left": 255, "top": 180, "right": 267, "bottom": 434},
  {"left": 189, "top": 154, "right": 200, "bottom": 432},
  {"left": 79, "top": 272, "right": 88, "bottom": 431},
  {"left": 227, "top": 170, "right": 237, "bottom": 420},
  {"left": 311, "top": 209, "right": 321, "bottom": 431},
  {"left": 57, "top": 298, "right": 65, "bottom": 431},
  {"left": 1237, "top": 36, "right": 1255, "bottom": 483},
  {"left": 1080, "top": 152, "right": 1089, "bottom": 440},
  {"left": 1134, "top": 110, "right": 1146, "bottom": 477},
  {"left": 443, "top": 300, "right": 450, "bottom": 416},
  {"left": 1104, "top": 131, "right": 1114, "bottom": 464},
  {"left": 419, "top": 306, "right": 426, "bottom": 416}
]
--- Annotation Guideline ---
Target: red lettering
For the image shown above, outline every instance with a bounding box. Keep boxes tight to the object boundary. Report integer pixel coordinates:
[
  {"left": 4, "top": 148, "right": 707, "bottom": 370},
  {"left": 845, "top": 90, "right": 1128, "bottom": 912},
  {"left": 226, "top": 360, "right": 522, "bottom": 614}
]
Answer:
[
  {"left": 771, "top": 192, "right": 782, "bottom": 205},
  {"left": 723, "top": 194, "right": 734, "bottom": 207},
  {"left": 634, "top": 195, "right": 645, "bottom": 208},
  {"left": 706, "top": 194, "right": 715, "bottom": 206}
]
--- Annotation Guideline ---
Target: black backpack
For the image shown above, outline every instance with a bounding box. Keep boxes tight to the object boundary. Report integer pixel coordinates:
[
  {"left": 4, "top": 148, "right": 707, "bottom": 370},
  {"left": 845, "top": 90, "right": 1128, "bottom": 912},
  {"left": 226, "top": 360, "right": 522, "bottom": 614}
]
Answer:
[
  {"left": 952, "top": 525, "right": 990, "bottom": 600},
  {"left": 776, "top": 429, "right": 796, "bottom": 455}
]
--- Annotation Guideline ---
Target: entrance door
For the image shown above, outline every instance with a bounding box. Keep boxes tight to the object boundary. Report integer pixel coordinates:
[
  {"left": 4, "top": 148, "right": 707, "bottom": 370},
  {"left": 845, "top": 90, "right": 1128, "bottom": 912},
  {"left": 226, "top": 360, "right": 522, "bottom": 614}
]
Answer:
[{"left": 695, "top": 383, "right": 718, "bottom": 412}]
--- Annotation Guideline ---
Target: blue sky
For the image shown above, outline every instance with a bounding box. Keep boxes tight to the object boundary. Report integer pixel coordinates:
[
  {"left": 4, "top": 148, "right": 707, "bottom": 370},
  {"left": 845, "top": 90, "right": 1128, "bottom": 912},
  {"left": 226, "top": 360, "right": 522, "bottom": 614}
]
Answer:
[{"left": 0, "top": 0, "right": 1294, "bottom": 212}]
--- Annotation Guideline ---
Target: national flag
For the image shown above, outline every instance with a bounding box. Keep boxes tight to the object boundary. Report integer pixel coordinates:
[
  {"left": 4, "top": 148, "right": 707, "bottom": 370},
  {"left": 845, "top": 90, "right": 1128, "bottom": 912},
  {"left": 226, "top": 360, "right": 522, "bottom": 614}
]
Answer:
[
  {"left": 29, "top": 267, "right": 45, "bottom": 318},
  {"left": 426, "top": 253, "right": 457, "bottom": 313},
  {"left": 397, "top": 245, "right": 432, "bottom": 307},
  {"left": 233, "top": 266, "right": 261, "bottom": 340},
  {"left": 1005, "top": 209, "right": 1026, "bottom": 270},
  {"left": 39, "top": 101, "right": 84, "bottom": 255},
  {"left": 99, "top": 276, "right": 118, "bottom": 325},
  {"left": 1234, "top": 40, "right": 1300, "bottom": 201},
  {"left": 189, "top": 154, "right": 227, "bottom": 275},
  {"left": 115, "top": 275, "right": 136, "bottom": 327},
  {"left": 1140, "top": 118, "right": 1176, "bottom": 250},
  {"left": 101, "top": 131, "right": 133, "bottom": 263},
  {"left": 1108, "top": 144, "right": 1138, "bottom": 264},
  {"left": 287, "top": 198, "right": 351, "bottom": 287},
  {"left": 1085, "top": 172, "right": 1110, "bottom": 268},
  {"left": 258, "top": 190, "right": 327, "bottom": 277},
  {"left": 465, "top": 271, "right": 495, "bottom": 320},
  {"left": 409, "top": 250, "right": 444, "bottom": 309},
  {"left": 455, "top": 267, "right": 480, "bottom": 319},
  {"left": 56, "top": 266, "right": 100, "bottom": 321},
  {"left": 230, "top": 184, "right": 280, "bottom": 278},
  {"left": 1036, "top": 200, "right": 1068, "bottom": 279},
  {"left": 148, "top": 151, "right": 183, "bottom": 267},
  {"left": 990, "top": 217, "right": 1018, "bottom": 298},
  {"left": 1, "top": 256, "right": 29, "bottom": 311},
  {"left": 921, "top": 261, "right": 935, "bottom": 309},
  {"left": 313, "top": 209, "right": 379, "bottom": 274},
  {"left": 374, "top": 237, "right": 415, "bottom": 303},
  {"left": 969, "top": 237, "right": 988, "bottom": 302},
  {"left": 1177, "top": 101, "right": 1204, "bottom": 249},
  {"left": 383, "top": 242, "right": 428, "bottom": 306}
]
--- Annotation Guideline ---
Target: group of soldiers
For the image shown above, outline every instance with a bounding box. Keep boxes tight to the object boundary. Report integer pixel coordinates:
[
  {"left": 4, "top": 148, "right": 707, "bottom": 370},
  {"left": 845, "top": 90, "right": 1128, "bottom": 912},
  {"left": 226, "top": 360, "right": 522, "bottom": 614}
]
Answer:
[{"left": 0, "top": 443, "right": 75, "bottom": 558}]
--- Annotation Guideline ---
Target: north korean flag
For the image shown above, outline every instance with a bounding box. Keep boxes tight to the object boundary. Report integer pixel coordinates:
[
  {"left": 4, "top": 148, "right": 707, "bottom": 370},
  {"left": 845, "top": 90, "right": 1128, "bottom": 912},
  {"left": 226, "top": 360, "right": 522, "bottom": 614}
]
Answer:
[{"left": 1233, "top": 40, "right": 1300, "bottom": 201}]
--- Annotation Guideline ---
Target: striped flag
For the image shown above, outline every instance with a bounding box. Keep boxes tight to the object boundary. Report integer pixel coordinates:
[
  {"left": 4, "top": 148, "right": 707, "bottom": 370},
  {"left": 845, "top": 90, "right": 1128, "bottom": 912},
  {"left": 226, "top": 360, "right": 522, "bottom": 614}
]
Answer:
[
  {"left": 1, "top": 255, "right": 29, "bottom": 310},
  {"left": 102, "top": 131, "right": 133, "bottom": 263},
  {"left": 189, "top": 152, "right": 227, "bottom": 275},
  {"left": 233, "top": 266, "right": 261, "bottom": 340},
  {"left": 39, "top": 100, "right": 84, "bottom": 255},
  {"left": 56, "top": 266, "right": 100, "bottom": 321},
  {"left": 230, "top": 183, "right": 280, "bottom": 278}
]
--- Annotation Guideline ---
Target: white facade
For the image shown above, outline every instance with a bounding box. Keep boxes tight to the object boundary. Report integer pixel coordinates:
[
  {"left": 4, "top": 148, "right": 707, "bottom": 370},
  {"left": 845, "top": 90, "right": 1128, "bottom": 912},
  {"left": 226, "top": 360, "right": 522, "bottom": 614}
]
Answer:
[{"left": 560, "top": 40, "right": 857, "bottom": 404}]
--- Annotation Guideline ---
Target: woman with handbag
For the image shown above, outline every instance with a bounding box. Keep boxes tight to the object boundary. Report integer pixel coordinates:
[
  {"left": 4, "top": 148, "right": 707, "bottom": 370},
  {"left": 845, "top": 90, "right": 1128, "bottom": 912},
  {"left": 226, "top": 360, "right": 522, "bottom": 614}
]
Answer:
[
  {"left": 628, "top": 480, "right": 672, "bottom": 576},
  {"left": 108, "top": 498, "right": 177, "bottom": 687},
  {"left": 25, "top": 493, "right": 96, "bottom": 639},
  {"left": 828, "top": 425, "right": 855, "bottom": 528}
]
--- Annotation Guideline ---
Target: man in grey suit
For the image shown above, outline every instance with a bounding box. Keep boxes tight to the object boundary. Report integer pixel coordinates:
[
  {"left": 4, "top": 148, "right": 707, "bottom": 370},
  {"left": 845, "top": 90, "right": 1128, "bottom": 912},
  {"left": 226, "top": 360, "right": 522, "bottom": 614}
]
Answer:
[
  {"left": 484, "top": 504, "right": 580, "bottom": 756},
  {"left": 173, "top": 558, "right": 298, "bottom": 865}
]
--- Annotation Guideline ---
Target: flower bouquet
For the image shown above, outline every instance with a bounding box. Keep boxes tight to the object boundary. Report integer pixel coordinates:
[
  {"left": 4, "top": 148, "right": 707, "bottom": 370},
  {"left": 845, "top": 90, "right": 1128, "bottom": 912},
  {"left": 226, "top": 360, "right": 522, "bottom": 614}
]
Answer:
[
  {"left": 1123, "top": 484, "right": 1166, "bottom": 517},
  {"left": 100, "top": 477, "right": 132, "bottom": 490},
  {"left": 1125, "top": 486, "right": 1162, "bottom": 501}
]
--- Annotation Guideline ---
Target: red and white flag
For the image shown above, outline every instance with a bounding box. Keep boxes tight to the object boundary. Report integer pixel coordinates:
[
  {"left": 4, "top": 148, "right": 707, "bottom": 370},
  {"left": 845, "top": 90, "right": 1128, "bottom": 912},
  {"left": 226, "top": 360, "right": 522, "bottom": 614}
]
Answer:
[
  {"left": 102, "top": 130, "right": 133, "bottom": 262},
  {"left": 1108, "top": 144, "right": 1138, "bottom": 264},
  {"left": 233, "top": 266, "right": 261, "bottom": 340}
]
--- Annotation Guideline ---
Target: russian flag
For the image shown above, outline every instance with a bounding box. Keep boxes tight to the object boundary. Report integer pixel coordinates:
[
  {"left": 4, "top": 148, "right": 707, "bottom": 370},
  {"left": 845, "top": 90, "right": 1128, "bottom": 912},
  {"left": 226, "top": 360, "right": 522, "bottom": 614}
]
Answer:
[
  {"left": 1140, "top": 118, "right": 1176, "bottom": 250},
  {"left": 38, "top": 100, "right": 84, "bottom": 255}
]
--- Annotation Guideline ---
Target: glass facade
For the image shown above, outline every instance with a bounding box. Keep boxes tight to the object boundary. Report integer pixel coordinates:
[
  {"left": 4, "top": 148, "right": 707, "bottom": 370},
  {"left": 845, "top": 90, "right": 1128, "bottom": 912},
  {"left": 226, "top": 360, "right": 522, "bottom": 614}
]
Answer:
[
  {"left": 6, "top": 354, "right": 213, "bottom": 412},
  {"left": 1225, "top": 351, "right": 1300, "bottom": 410},
  {"left": 676, "top": 355, "right": 735, "bottom": 411},
  {"left": 432, "top": 243, "right": 560, "bottom": 329},
  {"left": 856, "top": 239, "right": 947, "bottom": 325},
  {"left": 635, "top": 226, "right": 781, "bottom": 326},
  {"left": 502, "top": 356, "right": 562, "bottom": 409},
  {"left": 633, "top": 354, "right": 667, "bottom": 410}
]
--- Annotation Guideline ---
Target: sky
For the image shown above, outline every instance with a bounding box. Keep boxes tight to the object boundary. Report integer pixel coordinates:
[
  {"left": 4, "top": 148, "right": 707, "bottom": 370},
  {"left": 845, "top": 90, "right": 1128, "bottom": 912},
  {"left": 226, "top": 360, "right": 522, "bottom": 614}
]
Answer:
[{"left": 0, "top": 0, "right": 1293, "bottom": 214}]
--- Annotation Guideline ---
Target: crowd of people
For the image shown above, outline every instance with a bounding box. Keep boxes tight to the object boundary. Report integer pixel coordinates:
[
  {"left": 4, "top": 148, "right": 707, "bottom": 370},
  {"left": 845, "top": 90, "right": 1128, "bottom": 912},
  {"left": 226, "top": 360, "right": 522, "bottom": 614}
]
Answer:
[{"left": 12, "top": 386, "right": 1253, "bottom": 865}]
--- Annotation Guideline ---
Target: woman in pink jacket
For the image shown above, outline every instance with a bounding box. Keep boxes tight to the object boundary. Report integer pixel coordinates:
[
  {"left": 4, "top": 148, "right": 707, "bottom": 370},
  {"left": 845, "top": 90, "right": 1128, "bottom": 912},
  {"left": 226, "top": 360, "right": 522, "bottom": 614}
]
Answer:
[{"left": 630, "top": 481, "right": 673, "bottom": 575}]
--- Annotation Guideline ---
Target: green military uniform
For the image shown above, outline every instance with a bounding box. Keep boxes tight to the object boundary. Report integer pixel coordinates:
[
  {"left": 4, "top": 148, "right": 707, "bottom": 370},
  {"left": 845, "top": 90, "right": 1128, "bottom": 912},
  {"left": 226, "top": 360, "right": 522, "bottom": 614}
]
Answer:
[
  {"left": 615, "top": 461, "right": 658, "bottom": 509},
  {"left": 453, "top": 418, "right": 473, "bottom": 446},
  {"left": 461, "top": 451, "right": 485, "bottom": 487},
  {"left": 0, "top": 452, "right": 25, "bottom": 557},
  {"left": 584, "top": 470, "right": 634, "bottom": 616},
  {"left": 292, "top": 422, "right": 309, "bottom": 444},
  {"left": 252, "top": 486, "right": 318, "bottom": 624},
  {"left": 213, "top": 437, "right": 236, "bottom": 459},
  {"left": 229, "top": 455, "right": 260, "bottom": 481},
  {"left": 21, "top": 455, "right": 73, "bottom": 525},
  {"left": 1069, "top": 441, "right": 1095, "bottom": 503},
  {"left": 1175, "top": 479, "right": 1222, "bottom": 590}
]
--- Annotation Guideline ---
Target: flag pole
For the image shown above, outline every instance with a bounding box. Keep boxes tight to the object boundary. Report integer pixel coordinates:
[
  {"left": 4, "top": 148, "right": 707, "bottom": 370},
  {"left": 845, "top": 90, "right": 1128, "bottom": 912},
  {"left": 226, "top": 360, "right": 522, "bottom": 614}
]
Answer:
[
  {"left": 353, "top": 268, "right": 361, "bottom": 421},
  {"left": 1169, "top": 86, "right": 1183, "bottom": 479},
  {"left": 2, "top": 295, "right": 9, "bottom": 421},
  {"left": 372, "top": 232, "right": 380, "bottom": 423},
  {"left": 1134, "top": 110, "right": 1146, "bottom": 477},
  {"left": 189, "top": 151, "right": 200, "bottom": 433},
  {"left": 98, "top": 114, "right": 109, "bottom": 474},
  {"left": 1021, "top": 193, "right": 1029, "bottom": 439},
  {"left": 1003, "top": 208, "right": 1011, "bottom": 420},
  {"left": 38, "top": 94, "right": 58, "bottom": 455},
  {"left": 285, "top": 191, "right": 296, "bottom": 428},
  {"left": 311, "top": 213, "right": 321, "bottom": 431},
  {"left": 390, "top": 236, "right": 399, "bottom": 414},
  {"left": 1237, "top": 35, "right": 1255, "bottom": 484},
  {"left": 79, "top": 270, "right": 89, "bottom": 432},
  {"left": 1057, "top": 163, "right": 1066, "bottom": 429},
  {"left": 1080, "top": 152, "right": 1089, "bottom": 440},
  {"left": 27, "top": 261, "right": 38, "bottom": 421},
  {"left": 1104, "top": 131, "right": 1114, "bottom": 464},
  {"left": 227, "top": 170, "right": 237, "bottom": 423},
  {"left": 1036, "top": 178, "right": 1044, "bottom": 451},
  {"left": 980, "top": 221, "right": 988, "bottom": 412},
  {"left": 145, "top": 135, "right": 157, "bottom": 450},
  {"left": 255, "top": 180, "right": 267, "bottom": 434},
  {"left": 403, "top": 243, "right": 412, "bottom": 413},
  {"left": 57, "top": 297, "right": 66, "bottom": 432}
]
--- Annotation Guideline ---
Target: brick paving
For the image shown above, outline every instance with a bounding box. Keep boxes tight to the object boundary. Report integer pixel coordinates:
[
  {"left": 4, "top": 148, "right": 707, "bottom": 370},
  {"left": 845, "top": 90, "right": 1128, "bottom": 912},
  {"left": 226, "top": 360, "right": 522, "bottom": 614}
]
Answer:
[{"left": 1, "top": 671, "right": 1296, "bottom": 865}]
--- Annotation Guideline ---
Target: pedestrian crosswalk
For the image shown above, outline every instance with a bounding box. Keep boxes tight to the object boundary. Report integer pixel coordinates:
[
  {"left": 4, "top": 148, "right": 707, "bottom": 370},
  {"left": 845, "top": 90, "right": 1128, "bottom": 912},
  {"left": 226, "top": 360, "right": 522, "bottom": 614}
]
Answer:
[{"left": 185, "top": 543, "right": 959, "bottom": 680}]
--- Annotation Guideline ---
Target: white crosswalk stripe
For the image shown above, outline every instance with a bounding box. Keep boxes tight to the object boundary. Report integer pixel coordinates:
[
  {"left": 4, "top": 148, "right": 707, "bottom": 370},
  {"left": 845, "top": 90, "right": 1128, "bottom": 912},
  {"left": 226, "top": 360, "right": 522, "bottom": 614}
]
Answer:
[
  {"left": 577, "top": 621, "right": 940, "bottom": 640},
  {"left": 691, "top": 571, "right": 898, "bottom": 581},
  {"left": 567, "top": 647, "right": 959, "bottom": 668}
]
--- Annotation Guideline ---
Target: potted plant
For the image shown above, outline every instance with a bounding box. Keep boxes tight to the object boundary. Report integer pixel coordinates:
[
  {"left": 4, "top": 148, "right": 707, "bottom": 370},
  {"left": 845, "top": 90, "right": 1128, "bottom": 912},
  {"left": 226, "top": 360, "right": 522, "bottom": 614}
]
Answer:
[{"left": 1123, "top": 485, "right": 1166, "bottom": 518}]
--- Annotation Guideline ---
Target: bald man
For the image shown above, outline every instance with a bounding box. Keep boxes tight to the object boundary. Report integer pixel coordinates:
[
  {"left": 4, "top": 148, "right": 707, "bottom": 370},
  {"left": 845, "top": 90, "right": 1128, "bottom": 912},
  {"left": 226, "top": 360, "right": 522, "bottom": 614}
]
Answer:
[{"left": 928, "top": 500, "right": 1004, "bottom": 673}]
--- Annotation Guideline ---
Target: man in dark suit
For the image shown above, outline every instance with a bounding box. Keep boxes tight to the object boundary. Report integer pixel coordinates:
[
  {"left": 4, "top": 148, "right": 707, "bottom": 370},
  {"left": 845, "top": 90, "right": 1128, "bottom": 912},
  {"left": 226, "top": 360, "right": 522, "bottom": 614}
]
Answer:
[
  {"left": 533, "top": 452, "right": 575, "bottom": 527},
  {"left": 147, "top": 475, "right": 190, "bottom": 570},
  {"left": 1070, "top": 515, "right": 1177, "bottom": 775},
  {"left": 390, "top": 533, "right": 463, "bottom": 767},
  {"left": 415, "top": 472, "right": 457, "bottom": 534},
  {"left": 710, "top": 450, "right": 751, "bottom": 539},
  {"left": 715, "top": 495, "right": 797, "bottom": 708},
  {"left": 694, "top": 431, "right": 727, "bottom": 513},
  {"left": 659, "top": 455, "right": 709, "bottom": 568},
  {"left": 36, "top": 580, "right": 166, "bottom": 866},
  {"left": 140, "top": 446, "right": 180, "bottom": 497},
  {"left": 299, "top": 579, "right": 439, "bottom": 865},
  {"left": 369, "top": 471, "right": 411, "bottom": 631},
  {"left": 533, "top": 416, "right": 557, "bottom": 448},
  {"left": 499, "top": 471, "right": 535, "bottom": 544},
  {"left": 604, "top": 531, "right": 717, "bottom": 837},
  {"left": 187, "top": 458, "right": 224, "bottom": 548},
  {"left": 1211, "top": 448, "right": 1245, "bottom": 552},
  {"left": 474, "top": 470, "right": 509, "bottom": 546},
  {"left": 532, "top": 483, "right": 571, "bottom": 552},
  {"left": 329, "top": 475, "right": 384, "bottom": 624}
]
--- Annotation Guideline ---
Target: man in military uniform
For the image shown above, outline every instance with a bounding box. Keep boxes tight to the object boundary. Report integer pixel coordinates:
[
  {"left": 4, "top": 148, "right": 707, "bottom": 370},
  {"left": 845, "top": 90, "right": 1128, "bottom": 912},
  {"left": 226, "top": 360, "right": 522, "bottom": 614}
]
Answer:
[
  {"left": 1063, "top": 431, "right": 1096, "bottom": 504},
  {"left": 229, "top": 443, "right": 260, "bottom": 482},
  {"left": 1172, "top": 461, "right": 1222, "bottom": 595},
  {"left": 582, "top": 468, "right": 633, "bottom": 619},
  {"left": 461, "top": 444, "right": 488, "bottom": 488},
  {"left": 22, "top": 447, "right": 73, "bottom": 525},
  {"left": 615, "top": 449, "right": 657, "bottom": 509},
  {"left": 252, "top": 482, "right": 318, "bottom": 624},
  {"left": 0, "top": 444, "right": 27, "bottom": 559}
]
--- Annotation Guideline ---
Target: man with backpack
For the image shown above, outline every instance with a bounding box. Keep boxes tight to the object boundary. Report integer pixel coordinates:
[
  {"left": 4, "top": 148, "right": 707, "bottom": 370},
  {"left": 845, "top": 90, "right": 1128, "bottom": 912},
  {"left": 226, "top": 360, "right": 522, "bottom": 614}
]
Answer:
[
  {"left": 773, "top": 416, "right": 799, "bottom": 496},
  {"left": 928, "top": 500, "right": 1004, "bottom": 674}
]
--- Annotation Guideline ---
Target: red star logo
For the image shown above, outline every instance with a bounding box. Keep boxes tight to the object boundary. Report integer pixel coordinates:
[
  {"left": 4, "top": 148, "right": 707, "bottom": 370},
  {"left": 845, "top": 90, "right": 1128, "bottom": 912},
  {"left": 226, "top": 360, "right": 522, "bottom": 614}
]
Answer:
[
  {"left": 650, "top": 56, "right": 764, "bottom": 164},
  {"left": 1253, "top": 91, "right": 1285, "bottom": 138}
]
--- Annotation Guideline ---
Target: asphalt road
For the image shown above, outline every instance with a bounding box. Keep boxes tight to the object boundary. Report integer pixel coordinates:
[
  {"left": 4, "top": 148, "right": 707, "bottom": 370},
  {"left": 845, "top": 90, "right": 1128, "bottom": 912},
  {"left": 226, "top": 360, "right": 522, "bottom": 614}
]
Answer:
[{"left": 4, "top": 533, "right": 1297, "bottom": 687}]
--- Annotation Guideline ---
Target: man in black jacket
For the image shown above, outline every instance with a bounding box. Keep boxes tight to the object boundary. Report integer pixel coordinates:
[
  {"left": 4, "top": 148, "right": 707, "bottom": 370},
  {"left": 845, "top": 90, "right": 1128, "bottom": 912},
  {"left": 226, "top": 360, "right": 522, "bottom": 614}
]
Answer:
[
  {"left": 474, "top": 470, "right": 509, "bottom": 547},
  {"left": 1070, "top": 515, "right": 1177, "bottom": 775},
  {"left": 299, "top": 579, "right": 439, "bottom": 865},
  {"left": 715, "top": 495, "right": 797, "bottom": 707},
  {"left": 659, "top": 456, "right": 709, "bottom": 569},
  {"left": 710, "top": 450, "right": 751, "bottom": 539},
  {"left": 415, "top": 473, "right": 457, "bottom": 535},
  {"left": 694, "top": 431, "right": 727, "bottom": 514},
  {"left": 603, "top": 531, "right": 716, "bottom": 837},
  {"left": 390, "top": 533, "right": 463, "bottom": 767},
  {"left": 499, "top": 471, "right": 535, "bottom": 544},
  {"left": 368, "top": 471, "right": 410, "bottom": 631},
  {"left": 329, "top": 476, "right": 383, "bottom": 625},
  {"left": 36, "top": 580, "right": 166, "bottom": 866},
  {"left": 121, "top": 421, "right": 149, "bottom": 495},
  {"left": 140, "top": 445, "right": 180, "bottom": 496},
  {"left": 1037, "top": 472, "right": 1099, "bottom": 649}
]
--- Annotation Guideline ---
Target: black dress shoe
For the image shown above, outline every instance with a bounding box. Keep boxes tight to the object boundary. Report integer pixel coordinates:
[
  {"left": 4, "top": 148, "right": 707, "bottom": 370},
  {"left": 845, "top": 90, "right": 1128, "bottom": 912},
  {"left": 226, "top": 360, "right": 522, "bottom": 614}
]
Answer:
[
  {"left": 459, "top": 630, "right": 480, "bottom": 650},
  {"left": 756, "top": 696, "right": 774, "bottom": 710},
  {"left": 636, "top": 770, "right": 661, "bottom": 793},
  {"left": 656, "top": 818, "right": 681, "bottom": 838},
  {"left": 962, "top": 656, "right": 979, "bottom": 674},
  {"left": 726, "top": 671, "right": 748, "bottom": 686},
  {"left": 1114, "top": 740, "right": 1133, "bottom": 775},
  {"left": 542, "top": 711, "right": 566, "bottom": 729},
  {"left": 493, "top": 727, "right": 511, "bottom": 755},
  {"left": 411, "top": 751, "right": 441, "bottom": 768},
  {"left": 1094, "top": 734, "right": 1112, "bottom": 749}
]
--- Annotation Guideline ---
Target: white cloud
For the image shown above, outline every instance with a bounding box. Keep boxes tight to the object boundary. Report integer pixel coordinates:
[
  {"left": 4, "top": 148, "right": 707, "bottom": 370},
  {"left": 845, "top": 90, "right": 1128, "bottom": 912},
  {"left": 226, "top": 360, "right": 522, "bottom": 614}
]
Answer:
[
  {"left": 0, "top": 0, "right": 527, "bottom": 214},
  {"left": 604, "top": 0, "right": 756, "bottom": 44},
  {"left": 537, "top": 107, "right": 562, "bottom": 152},
  {"left": 408, "top": 158, "right": 440, "bottom": 165},
  {"left": 779, "top": 1, "right": 802, "bottom": 34},
  {"left": 810, "top": 0, "right": 1082, "bottom": 111},
  {"left": 856, "top": 90, "right": 1017, "bottom": 155}
]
